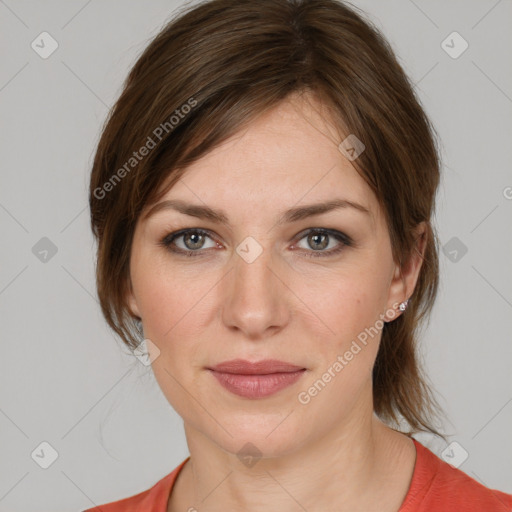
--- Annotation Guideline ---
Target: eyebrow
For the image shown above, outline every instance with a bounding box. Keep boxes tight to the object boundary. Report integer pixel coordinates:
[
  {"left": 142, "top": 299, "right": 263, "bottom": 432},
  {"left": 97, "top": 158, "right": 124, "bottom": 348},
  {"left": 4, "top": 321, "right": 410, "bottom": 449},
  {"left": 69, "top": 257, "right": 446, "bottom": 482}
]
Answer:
[{"left": 143, "top": 198, "right": 370, "bottom": 225}]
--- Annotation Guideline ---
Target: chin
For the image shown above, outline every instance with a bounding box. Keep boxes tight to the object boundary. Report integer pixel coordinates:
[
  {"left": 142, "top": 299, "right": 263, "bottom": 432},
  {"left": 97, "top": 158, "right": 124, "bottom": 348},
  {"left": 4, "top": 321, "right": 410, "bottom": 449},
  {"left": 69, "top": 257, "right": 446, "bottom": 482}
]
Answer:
[
  {"left": 208, "top": 412, "right": 307, "bottom": 460},
  {"left": 222, "top": 433, "right": 303, "bottom": 462}
]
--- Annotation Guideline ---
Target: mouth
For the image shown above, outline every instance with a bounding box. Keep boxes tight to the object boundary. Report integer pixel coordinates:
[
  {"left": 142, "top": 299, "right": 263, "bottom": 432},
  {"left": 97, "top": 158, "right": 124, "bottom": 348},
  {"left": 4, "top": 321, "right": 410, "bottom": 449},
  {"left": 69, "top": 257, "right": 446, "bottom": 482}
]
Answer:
[
  {"left": 207, "top": 358, "right": 306, "bottom": 375},
  {"left": 206, "top": 359, "right": 307, "bottom": 399}
]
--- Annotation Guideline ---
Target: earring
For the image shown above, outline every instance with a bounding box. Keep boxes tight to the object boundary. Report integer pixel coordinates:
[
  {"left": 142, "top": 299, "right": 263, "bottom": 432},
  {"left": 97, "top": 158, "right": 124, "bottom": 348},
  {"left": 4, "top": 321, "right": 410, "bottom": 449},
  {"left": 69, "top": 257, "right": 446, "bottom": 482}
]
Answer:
[{"left": 398, "top": 299, "right": 409, "bottom": 312}]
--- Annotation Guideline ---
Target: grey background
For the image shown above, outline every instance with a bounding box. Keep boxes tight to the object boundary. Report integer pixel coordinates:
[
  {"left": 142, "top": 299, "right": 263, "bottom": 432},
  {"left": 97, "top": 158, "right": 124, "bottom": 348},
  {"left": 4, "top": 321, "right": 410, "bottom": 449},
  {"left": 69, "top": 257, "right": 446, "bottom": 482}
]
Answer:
[{"left": 1, "top": 0, "right": 511, "bottom": 510}]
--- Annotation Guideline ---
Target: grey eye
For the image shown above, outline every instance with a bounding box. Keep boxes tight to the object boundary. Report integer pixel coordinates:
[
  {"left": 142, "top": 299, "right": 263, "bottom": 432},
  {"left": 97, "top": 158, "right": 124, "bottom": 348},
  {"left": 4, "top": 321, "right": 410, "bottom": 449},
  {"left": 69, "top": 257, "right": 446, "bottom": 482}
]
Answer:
[{"left": 296, "top": 231, "right": 339, "bottom": 252}]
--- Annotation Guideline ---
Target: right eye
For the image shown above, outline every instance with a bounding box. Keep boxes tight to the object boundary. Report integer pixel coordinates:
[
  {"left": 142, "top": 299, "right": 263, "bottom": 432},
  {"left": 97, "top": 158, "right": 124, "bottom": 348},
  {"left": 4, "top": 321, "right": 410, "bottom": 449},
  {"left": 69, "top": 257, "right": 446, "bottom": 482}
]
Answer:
[{"left": 159, "top": 228, "right": 221, "bottom": 256}]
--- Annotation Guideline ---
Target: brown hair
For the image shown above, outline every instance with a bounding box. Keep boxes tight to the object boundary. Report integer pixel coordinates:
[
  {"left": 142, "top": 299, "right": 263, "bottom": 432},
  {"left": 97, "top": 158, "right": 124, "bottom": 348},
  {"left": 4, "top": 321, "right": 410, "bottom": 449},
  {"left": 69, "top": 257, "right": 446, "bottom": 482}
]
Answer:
[{"left": 89, "top": 0, "right": 447, "bottom": 440}]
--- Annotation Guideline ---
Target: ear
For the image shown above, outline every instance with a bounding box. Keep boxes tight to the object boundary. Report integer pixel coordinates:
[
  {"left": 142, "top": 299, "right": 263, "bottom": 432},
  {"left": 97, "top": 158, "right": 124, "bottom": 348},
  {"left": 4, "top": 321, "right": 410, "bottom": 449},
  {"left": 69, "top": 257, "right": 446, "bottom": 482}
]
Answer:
[
  {"left": 125, "top": 278, "right": 142, "bottom": 319},
  {"left": 384, "top": 221, "right": 428, "bottom": 322}
]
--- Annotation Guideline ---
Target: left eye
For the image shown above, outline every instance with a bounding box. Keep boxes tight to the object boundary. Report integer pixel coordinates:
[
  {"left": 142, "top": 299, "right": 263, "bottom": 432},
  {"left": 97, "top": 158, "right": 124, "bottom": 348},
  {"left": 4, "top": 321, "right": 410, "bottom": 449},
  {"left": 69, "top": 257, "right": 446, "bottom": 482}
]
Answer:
[{"left": 293, "top": 229, "right": 351, "bottom": 257}]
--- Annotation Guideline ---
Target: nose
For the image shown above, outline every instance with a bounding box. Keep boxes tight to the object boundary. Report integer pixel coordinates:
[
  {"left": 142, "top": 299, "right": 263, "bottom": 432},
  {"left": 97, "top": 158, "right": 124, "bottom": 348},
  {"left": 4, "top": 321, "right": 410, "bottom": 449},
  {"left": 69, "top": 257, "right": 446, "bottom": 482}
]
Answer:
[{"left": 221, "top": 240, "right": 290, "bottom": 340}]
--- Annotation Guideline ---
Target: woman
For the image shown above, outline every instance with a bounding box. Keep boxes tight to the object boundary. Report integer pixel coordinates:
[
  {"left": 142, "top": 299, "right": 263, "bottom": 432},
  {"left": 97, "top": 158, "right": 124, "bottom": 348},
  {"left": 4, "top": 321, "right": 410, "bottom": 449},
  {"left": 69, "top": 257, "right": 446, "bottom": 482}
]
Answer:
[{"left": 86, "top": 0, "right": 512, "bottom": 510}]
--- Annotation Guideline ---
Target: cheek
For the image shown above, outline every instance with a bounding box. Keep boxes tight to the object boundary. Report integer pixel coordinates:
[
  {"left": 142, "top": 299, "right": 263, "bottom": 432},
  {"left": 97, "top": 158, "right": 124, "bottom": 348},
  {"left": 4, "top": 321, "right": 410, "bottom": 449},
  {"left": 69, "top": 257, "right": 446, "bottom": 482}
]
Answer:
[
  {"left": 292, "top": 274, "right": 387, "bottom": 412},
  {"left": 137, "top": 271, "right": 214, "bottom": 340},
  {"left": 297, "top": 265, "right": 388, "bottom": 348},
  {"left": 132, "top": 265, "right": 219, "bottom": 418}
]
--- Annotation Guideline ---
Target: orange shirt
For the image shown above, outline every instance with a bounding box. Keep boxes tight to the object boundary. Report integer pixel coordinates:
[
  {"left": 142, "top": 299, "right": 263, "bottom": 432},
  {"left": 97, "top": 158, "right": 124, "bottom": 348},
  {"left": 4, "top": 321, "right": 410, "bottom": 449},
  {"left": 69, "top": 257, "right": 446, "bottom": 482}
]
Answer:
[{"left": 83, "top": 438, "right": 512, "bottom": 511}]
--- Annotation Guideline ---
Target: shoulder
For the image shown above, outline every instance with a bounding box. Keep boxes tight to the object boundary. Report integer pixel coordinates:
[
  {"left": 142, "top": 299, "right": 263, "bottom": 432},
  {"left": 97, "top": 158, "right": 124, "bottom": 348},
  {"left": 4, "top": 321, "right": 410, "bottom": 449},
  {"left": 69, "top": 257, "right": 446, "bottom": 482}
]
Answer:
[
  {"left": 401, "top": 439, "right": 512, "bottom": 512},
  {"left": 82, "top": 457, "right": 190, "bottom": 512}
]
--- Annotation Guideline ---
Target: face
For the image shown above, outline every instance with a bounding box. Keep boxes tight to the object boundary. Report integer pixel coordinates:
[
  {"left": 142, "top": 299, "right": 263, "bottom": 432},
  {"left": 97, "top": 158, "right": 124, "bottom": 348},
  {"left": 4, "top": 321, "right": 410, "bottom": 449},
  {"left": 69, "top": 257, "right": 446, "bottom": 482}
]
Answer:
[{"left": 127, "top": 93, "right": 423, "bottom": 458}]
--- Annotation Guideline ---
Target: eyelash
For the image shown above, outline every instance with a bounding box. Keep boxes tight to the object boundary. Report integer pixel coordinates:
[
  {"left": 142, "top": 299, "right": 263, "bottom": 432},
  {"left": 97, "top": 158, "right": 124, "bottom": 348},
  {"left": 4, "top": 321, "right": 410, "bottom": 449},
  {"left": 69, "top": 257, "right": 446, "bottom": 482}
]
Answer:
[{"left": 158, "top": 228, "right": 353, "bottom": 259}]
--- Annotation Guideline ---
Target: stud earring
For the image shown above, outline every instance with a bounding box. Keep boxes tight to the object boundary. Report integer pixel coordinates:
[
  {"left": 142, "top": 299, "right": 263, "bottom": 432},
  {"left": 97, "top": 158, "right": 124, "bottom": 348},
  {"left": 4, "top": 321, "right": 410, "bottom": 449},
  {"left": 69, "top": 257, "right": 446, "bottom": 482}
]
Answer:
[{"left": 398, "top": 299, "right": 409, "bottom": 312}]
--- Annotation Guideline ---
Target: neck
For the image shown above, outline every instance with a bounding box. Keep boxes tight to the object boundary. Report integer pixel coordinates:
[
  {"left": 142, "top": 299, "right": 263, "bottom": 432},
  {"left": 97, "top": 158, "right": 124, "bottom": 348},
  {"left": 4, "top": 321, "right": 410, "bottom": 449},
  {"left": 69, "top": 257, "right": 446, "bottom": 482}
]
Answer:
[{"left": 170, "top": 410, "right": 415, "bottom": 512}]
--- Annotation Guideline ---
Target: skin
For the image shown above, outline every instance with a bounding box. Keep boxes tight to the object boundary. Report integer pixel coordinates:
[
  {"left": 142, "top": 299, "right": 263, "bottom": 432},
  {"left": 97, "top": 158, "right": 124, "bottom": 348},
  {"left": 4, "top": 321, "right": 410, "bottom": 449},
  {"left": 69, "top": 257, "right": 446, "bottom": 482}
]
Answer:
[{"left": 127, "top": 92, "right": 427, "bottom": 512}]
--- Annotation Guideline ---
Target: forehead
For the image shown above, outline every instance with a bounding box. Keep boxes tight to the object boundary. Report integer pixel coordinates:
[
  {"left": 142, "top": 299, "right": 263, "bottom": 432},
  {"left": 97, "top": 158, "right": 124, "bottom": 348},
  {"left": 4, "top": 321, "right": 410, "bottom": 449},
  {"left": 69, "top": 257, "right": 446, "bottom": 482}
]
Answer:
[{"left": 148, "top": 95, "right": 381, "bottom": 227}]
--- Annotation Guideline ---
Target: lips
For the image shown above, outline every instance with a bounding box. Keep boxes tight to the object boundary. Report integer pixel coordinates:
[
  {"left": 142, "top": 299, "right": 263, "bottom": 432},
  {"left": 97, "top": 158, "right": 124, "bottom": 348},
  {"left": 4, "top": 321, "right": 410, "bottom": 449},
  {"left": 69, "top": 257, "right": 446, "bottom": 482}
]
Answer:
[
  {"left": 207, "top": 359, "right": 306, "bottom": 399},
  {"left": 208, "top": 359, "right": 305, "bottom": 375}
]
